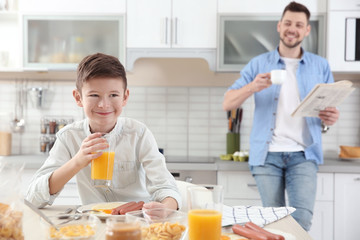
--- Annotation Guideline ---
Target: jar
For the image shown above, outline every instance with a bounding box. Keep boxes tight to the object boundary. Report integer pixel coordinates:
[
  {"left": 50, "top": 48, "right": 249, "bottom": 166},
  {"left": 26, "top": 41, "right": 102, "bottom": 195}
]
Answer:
[
  {"left": 105, "top": 217, "right": 141, "bottom": 240},
  {"left": 40, "top": 136, "right": 49, "bottom": 153},
  {"left": 57, "top": 119, "right": 66, "bottom": 130},
  {"left": 48, "top": 136, "right": 56, "bottom": 151},
  {"left": 48, "top": 119, "right": 57, "bottom": 134},
  {"left": 40, "top": 118, "right": 49, "bottom": 134}
]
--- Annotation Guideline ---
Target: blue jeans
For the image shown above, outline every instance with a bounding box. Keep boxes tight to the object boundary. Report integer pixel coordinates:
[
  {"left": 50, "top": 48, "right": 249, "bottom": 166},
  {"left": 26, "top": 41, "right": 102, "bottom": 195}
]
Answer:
[{"left": 250, "top": 152, "right": 318, "bottom": 231}]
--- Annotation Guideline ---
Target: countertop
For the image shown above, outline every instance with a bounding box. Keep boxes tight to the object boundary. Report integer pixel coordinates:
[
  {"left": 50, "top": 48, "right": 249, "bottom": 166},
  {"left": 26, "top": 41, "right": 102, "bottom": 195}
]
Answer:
[{"left": 1, "top": 154, "right": 360, "bottom": 173}]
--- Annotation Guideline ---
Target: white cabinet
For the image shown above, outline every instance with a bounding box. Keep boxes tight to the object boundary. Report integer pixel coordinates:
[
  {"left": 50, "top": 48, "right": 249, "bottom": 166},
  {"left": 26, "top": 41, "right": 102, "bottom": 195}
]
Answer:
[
  {"left": 328, "top": 0, "right": 360, "bottom": 11},
  {"left": 19, "top": 0, "right": 126, "bottom": 13},
  {"left": 218, "top": 0, "right": 327, "bottom": 13},
  {"left": 308, "top": 173, "right": 334, "bottom": 240},
  {"left": 217, "top": 171, "right": 262, "bottom": 206},
  {"left": 127, "top": 0, "right": 217, "bottom": 48},
  {"left": 334, "top": 173, "right": 360, "bottom": 240},
  {"left": 218, "top": 171, "right": 334, "bottom": 240},
  {"left": 327, "top": 10, "right": 360, "bottom": 72},
  {"left": 0, "top": 12, "right": 21, "bottom": 70}
]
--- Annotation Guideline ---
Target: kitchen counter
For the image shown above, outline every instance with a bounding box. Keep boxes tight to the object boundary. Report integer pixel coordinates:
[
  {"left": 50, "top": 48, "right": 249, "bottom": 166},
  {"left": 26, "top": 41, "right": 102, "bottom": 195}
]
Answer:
[{"left": 2, "top": 154, "right": 360, "bottom": 173}]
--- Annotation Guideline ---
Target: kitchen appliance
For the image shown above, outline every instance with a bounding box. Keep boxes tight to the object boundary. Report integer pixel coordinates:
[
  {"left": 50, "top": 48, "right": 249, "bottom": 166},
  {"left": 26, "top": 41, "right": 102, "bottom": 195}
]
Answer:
[
  {"left": 345, "top": 18, "right": 360, "bottom": 61},
  {"left": 327, "top": 0, "right": 360, "bottom": 72},
  {"left": 217, "top": 15, "right": 325, "bottom": 71}
]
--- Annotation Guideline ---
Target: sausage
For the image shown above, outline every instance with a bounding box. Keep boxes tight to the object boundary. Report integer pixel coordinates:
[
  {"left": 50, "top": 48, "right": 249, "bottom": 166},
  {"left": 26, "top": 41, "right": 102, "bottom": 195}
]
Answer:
[
  {"left": 119, "top": 201, "right": 145, "bottom": 215},
  {"left": 245, "top": 222, "right": 285, "bottom": 240},
  {"left": 232, "top": 224, "right": 270, "bottom": 240},
  {"left": 111, "top": 201, "right": 137, "bottom": 215}
]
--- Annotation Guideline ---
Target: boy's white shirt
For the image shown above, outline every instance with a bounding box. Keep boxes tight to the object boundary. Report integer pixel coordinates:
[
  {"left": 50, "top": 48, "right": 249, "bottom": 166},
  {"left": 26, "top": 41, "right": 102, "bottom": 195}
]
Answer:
[{"left": 26, "top": 117, "right": 181, "bottom": 208}]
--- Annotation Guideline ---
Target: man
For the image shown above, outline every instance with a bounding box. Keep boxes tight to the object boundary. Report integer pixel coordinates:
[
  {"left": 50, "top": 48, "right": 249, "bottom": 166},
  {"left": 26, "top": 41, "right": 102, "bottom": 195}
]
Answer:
[{"left": 222, "top": 1, "right": 339, "bottom": 231}]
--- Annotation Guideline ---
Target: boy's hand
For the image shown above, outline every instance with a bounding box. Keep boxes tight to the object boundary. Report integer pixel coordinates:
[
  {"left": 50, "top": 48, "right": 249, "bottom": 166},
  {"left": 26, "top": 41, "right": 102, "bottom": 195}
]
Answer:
[{"left": 73, "top": 132, "right": 109, "bottom": 169}]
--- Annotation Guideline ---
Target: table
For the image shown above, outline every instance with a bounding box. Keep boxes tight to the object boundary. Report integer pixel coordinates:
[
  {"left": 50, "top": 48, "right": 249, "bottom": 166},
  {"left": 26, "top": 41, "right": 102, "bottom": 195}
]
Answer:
[{"left": 23, "top": 205, "right": 313, "bottom": 240}]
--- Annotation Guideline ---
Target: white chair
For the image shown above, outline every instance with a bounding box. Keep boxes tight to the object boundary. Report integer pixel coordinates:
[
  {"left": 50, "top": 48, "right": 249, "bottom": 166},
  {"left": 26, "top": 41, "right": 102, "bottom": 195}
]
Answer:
[{"left": 175, "top": 180, "right": 211, "bottom": 212}]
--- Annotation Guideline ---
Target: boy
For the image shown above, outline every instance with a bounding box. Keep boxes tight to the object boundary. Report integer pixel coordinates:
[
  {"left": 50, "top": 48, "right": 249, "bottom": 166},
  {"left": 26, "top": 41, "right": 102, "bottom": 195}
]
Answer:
[{"left": 26, "top": 53, "right": 180, "bottom": 211}]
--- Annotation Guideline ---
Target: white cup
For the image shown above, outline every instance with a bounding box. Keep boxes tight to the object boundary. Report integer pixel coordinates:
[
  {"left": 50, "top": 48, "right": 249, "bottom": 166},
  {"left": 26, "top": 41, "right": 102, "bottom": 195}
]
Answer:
[{"left": 271, "top": 69, "right": 287, "bottom": 85}]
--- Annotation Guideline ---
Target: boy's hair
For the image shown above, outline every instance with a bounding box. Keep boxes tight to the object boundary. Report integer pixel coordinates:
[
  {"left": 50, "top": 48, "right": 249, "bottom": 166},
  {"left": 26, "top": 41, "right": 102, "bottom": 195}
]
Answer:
[
  {"left": 281, "top": 1, "right": 311, "bottom": 23},
  {"left": 76, "top": 53, "right": 127, "bottom": 92}
]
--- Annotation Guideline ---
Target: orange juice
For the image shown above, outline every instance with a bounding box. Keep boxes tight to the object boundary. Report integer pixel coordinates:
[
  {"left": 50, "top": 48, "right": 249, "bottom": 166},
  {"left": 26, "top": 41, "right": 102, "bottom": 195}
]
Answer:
[
  {"left": 188, "top": 209, "right": 222, "bottom": 240},
  {"left": 91, "top": 152, "right": 115, "bottom": 180}
]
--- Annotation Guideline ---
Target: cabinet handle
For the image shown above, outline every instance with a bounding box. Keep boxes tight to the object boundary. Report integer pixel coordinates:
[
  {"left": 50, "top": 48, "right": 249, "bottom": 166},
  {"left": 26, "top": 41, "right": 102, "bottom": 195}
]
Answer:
[
  {"left": 174, "top": 17, "right": 178, "bottom": 45},
  {"left": 247, "top": 183, "right": 257, "bottom": 187},
  {"left": 354, "top": 177, "right": 360, "bottom": 181},
  {"left": 165, "top": 17, "right": 169, "bottom": 45}
]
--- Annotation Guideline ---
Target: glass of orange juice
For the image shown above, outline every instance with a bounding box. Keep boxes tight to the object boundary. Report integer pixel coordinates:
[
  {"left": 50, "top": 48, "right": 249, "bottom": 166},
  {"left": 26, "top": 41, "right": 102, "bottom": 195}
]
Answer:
[
  {"left": 187, "top": 185, "right": 223, "bottom": 240},
  {"left": 91, "top": 135, "right": 115, "bottom": 187}
]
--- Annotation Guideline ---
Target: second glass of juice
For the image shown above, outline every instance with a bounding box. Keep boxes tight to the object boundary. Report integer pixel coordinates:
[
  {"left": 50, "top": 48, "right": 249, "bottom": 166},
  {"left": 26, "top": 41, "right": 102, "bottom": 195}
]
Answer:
[
  {"left": 91, "top": 135, "right": 115, "bottom": 187},
  {"left": 187, "top": 184, "right": 223, "bottom": 240}
]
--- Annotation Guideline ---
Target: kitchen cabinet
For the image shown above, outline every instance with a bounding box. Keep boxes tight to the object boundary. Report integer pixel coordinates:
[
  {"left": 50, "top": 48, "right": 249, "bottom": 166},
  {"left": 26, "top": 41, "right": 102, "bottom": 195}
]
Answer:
[
  {"left": 308, "top": 173, "right": 334, "bottom": 240},
  {"left": 327, "top": 10, "right": 360, "bottom": 72},
  {"left": 218, "top": 171, "right": 334, "bottom": 240},
  {"left": 19, "top": 0, "right": 126, "bottom": 13},
  {"left": 23, "top": 15, "right": 125, "bottom": 70},
  {"left": 334, "top": 173, "right": 360, "bottom": 240},
  {"left": 127, "top": 0, "right": 217, "bottom": 48},
  {"left": 218, "top": 0, "right": 327, "bottom": 13},
  {"left": 0, "top": 11, "right": 21, "bottom": 70},
  {"left": 328, "top": 0, "right": 360, "bottom": 11}
]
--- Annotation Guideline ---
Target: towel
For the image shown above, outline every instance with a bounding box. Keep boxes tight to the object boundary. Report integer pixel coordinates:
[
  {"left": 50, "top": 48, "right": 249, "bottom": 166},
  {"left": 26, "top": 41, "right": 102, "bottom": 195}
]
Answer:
[{"left": 222, "top": 205, "right": 296, "bottom": 227}]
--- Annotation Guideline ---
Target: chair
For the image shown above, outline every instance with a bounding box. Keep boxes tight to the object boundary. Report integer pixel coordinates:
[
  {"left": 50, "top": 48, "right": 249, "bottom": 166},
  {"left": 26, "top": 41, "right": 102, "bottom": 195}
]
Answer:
[{"left": 175, "top": 180, "right": 211, "bottom": 212}]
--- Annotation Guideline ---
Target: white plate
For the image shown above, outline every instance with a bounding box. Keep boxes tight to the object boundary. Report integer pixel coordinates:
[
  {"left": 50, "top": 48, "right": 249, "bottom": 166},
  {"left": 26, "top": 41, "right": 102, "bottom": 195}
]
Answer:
[
  {"left": 77, "top": 202, "right": 127, "bottom": 219},
  {"left": 264, "top": 228, "right": 296, "bottom": 240}
]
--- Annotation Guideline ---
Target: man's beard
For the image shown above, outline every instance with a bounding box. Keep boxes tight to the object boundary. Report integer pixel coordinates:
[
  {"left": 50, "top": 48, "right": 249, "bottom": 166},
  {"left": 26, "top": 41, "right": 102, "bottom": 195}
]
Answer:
[{"left": 280, "top": 37, "right": 302, "bottom": 49}]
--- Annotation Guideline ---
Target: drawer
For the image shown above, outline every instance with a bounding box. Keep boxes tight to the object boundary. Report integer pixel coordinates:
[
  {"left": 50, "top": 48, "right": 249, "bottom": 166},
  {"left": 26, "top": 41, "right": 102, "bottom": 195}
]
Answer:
[
  {"left": 218, "top": 171, "right": 260, "bottom": 199},
  {"left": 316, "top": 173, "right": 334, "bottom": 201}
]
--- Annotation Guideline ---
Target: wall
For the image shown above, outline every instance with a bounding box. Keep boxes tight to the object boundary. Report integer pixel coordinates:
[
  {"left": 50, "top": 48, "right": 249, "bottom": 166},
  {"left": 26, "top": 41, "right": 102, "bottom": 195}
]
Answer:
[{"left": 0, "top": 59, "right": 359, "bottom": 160}]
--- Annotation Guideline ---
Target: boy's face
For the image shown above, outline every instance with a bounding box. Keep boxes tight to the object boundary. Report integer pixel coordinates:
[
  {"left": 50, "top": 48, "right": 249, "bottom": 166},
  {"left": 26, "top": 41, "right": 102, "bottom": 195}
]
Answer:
[
  {"left": 73, "top": 77, "right": 129, "bottom": 133},
  {"left": 277, "top": 11, "right": 310, "bottom": 49}
]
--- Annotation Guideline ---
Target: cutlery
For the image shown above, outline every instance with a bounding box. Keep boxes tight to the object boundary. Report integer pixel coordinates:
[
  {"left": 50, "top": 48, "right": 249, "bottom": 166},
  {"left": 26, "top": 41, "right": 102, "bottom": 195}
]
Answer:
[
  {"left": 76, "top": 209, "right": 101, "bottom": 214},
  {"left": 58, "top": 214, "right": 82, "bottom": 225},
  {"left": 24, "top": 199, "right": 59, "bottom": 231}
]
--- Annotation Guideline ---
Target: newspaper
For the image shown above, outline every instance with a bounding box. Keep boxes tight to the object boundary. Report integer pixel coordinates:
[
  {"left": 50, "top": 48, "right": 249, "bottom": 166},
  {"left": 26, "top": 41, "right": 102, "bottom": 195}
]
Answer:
[{"left": 291, "top": 80, "right": 355, "bottom": 117}]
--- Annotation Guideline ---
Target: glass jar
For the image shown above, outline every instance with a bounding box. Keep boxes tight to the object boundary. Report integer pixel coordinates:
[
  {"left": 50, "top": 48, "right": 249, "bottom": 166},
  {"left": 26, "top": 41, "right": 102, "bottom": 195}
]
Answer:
[
  {"left": 105, "top": 216, "right": 141, "bottom": 240},
  {"left": 40, "top": 136, "right": 49, "bottom": 153},
  {"left": 40, "top": 118, "right": 49, "bottom": 134},
  {"left": 48, "top": 119, "right": 57, "bottom": 134}
]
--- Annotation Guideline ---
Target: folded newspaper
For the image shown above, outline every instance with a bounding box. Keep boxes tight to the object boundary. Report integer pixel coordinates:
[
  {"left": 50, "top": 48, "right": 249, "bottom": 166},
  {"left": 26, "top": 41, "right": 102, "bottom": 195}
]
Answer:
[{"left": 291, "top": 80, "right": 355, "bottom": 117}]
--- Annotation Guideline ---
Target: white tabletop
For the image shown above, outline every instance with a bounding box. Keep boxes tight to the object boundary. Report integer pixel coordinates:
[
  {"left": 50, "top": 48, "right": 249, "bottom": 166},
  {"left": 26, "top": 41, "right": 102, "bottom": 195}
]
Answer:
[{"left": 23, "top": 204, "right": 312, "bottom": 240}]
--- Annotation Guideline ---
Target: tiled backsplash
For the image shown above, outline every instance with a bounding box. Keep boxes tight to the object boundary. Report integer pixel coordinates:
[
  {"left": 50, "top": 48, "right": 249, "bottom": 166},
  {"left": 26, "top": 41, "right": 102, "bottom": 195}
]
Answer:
[{"left": 0, "top": 80, "right": 359, "bottom": 160}]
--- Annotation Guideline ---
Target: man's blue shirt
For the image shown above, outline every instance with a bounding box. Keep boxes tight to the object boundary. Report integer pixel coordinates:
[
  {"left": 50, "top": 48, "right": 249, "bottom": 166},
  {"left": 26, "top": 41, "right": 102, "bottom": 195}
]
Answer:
[{"left": 228, "top": 48, "right": 334, "bottom": 166}]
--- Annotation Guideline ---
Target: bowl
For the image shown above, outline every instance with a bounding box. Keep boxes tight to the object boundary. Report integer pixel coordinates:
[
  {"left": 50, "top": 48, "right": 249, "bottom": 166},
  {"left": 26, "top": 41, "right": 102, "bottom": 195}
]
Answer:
[
  {"left": 125, "top": 208, "right": 188, "bottom": 240},
  {"left": 41, "top": 214, "right": 101, "bottom": 240}
]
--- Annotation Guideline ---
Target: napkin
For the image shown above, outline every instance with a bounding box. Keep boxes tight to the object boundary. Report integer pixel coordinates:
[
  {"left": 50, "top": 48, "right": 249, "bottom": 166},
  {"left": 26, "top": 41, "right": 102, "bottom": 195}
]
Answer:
[{"left": 222, "top": 205, "right": 296, "bottom": 227}]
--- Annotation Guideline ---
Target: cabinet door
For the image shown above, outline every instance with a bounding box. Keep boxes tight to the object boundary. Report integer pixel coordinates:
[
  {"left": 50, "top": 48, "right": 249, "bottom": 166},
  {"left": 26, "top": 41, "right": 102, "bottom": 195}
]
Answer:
[
  {"left": 217, "top": 171, "right": 261, "bottom": 200},
  {"left": 19, "top": 0, "right": 126, "bottom": 13},
  {"left": 172, "top": 0, "right": 217, "bottom": 48},
  {"left": 127, "top": 0, "right": 171, "bottom": 48},
  {"left": 328, "top": 0, "right": 360, "bottom": 11},
  {"left": 218, "top": 0, "right": 327, "bottom": 13},
  {"left": 309, "top": 201, "right": 334, "bottom": 240},
  {"left": 334, "top": 173, "right": 360, "bottom": 240}
]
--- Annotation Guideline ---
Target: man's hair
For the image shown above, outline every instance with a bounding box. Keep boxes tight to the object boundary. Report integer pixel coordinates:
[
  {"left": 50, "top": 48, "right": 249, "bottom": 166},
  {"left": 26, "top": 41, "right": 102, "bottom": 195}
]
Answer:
[
  {"left": 282, "top": 1, "right": 311, "bottom": 23},
  {"left": 76, "top": 53, "right": 127, "bottom": 92}
]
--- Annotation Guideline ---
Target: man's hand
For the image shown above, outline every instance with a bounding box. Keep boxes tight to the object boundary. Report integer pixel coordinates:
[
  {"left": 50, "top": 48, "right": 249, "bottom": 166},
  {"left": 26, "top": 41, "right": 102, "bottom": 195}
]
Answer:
[
  {"left": 318, "top": 107, "right": 339, "bottom": 126},
  {"left": 248, "top": 73, "right": 272, "bottom": 93}
]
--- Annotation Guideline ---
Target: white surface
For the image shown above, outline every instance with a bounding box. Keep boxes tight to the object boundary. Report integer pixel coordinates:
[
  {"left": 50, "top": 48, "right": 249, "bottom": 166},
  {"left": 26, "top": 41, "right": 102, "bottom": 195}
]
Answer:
[
  {"left": 327, "top": 11, "right": 360, "bottom": 72},
  {"left": 334, "top": 173, "right": 360, "bottom": 239},
  {"left": 127, "top": 0, "right": 217, "bottom": 48}
]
